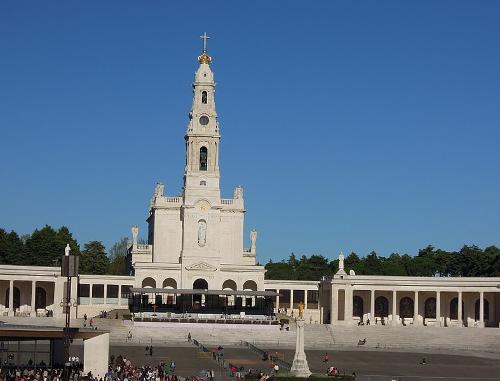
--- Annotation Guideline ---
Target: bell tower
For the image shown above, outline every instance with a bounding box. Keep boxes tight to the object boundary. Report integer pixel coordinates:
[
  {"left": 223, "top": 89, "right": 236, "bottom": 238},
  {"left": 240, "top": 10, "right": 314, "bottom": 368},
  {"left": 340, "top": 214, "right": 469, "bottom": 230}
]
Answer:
[{"left": 183, "top": 32, "right": 221, "bottom": 203}]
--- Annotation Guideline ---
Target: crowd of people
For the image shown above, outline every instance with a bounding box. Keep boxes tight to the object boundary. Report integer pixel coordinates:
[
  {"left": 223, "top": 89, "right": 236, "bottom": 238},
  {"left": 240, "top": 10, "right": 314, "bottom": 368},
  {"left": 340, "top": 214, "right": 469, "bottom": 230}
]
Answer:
[{"left": 0, "top": 365, "right": 83, "bottom": 381}]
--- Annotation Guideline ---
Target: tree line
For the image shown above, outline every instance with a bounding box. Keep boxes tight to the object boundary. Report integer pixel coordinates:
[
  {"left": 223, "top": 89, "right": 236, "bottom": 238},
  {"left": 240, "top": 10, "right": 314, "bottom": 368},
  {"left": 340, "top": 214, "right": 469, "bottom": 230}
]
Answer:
[
  {"left": 264, "top": 245, "right": 500, "bottom": 280},
  {"left": 2, "top": 225, "right": 499, "bottom": 279},
  {"left": 0, "top": 225, "right": 129, "bottom": 275}
]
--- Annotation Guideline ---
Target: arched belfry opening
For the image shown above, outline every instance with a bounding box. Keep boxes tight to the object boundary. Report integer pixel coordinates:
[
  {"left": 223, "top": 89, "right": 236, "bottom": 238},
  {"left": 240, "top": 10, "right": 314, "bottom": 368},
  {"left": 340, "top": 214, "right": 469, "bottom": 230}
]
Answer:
[
  {"left": 199, "top": 146, "right": 208, "bottom": 171},
  {"left": 201, "top": 91, "right": 207, "bottom": 104}
]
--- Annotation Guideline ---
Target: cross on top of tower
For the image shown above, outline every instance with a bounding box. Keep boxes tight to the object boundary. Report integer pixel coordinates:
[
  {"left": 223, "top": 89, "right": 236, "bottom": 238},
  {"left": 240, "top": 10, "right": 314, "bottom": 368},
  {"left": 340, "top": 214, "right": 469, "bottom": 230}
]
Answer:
[
  {"left": 200, "top": 32, "right": 210, "bottom": 52},
  {"left": 197, "top": 32, "right": 212, "bottom": 64}
]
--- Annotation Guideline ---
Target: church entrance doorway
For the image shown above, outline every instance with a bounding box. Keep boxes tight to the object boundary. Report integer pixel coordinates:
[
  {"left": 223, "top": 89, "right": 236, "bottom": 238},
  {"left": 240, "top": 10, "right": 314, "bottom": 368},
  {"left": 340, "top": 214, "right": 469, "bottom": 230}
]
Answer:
[{"left": 193, "top": 278, "right": 208, "bottom": 307}]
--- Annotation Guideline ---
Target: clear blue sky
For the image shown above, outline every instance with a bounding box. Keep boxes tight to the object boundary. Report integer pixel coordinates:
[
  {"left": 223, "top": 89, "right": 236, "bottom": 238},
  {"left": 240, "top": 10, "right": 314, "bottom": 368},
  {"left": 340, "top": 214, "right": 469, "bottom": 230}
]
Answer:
[{"left": 1, "top": 1, "right": 499, "bottom": 262}]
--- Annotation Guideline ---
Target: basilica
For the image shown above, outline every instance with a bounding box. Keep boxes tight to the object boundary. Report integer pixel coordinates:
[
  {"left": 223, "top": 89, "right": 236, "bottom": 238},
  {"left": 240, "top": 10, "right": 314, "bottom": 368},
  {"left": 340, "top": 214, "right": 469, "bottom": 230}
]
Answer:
[{"left": 0, "top": 36, "right": 499, "bottom": 329}]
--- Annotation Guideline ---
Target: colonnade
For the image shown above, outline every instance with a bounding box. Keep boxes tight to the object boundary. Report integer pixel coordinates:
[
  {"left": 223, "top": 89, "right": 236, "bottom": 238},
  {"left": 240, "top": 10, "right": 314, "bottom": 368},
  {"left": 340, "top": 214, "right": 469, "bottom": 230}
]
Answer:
[
  {"left": 78, "top": 283, "right": 132, "bottom": 307},
  {"left": 330, "top": 287, "right": 498, "bottom": 328},
  {"left": 0, "top": 279, "right": 57, "bottom": 317}
]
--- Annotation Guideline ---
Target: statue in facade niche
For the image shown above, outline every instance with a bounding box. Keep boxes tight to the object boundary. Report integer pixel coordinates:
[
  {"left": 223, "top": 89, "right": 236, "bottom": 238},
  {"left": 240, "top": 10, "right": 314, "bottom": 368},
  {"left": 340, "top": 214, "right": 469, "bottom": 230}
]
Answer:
[
  {"left": 198, "top": 220, "right": 207, "bottom": 247},
  {"left": 250, "top": 229, "right": 257, "bottom": 252}
]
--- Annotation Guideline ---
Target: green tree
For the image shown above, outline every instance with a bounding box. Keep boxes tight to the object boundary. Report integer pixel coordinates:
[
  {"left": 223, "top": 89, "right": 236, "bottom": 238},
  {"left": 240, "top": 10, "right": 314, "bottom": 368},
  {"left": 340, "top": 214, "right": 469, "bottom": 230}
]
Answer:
[
  {"left": 108, "top": 237, "right": 129, "bottom": 275},
  {"left": 265, "top": 260, "right": 296, "bottom": 280},
  {"left": 80, "top": 241, "right": 109, "bottom": 275},
  {"left": 381, "top": 253, "right": 408, "bottom": 276},
  {"left": 344, "top": 252, "right": 363, "bottom": 274},
  {"left": 0, "top": 229, "right": 25, "bottom": 265},
  {"left": 295, "top": 255, "right": 331, "bottom": 280},
  {"left": 363, "top": 251, "right": 383, "bottom": 275},
  {"left": 287, "top": 253, "right": 299, "bottom": 270},
  {"left": 24, "top": 225, "right": 80, "bottom": 266}
]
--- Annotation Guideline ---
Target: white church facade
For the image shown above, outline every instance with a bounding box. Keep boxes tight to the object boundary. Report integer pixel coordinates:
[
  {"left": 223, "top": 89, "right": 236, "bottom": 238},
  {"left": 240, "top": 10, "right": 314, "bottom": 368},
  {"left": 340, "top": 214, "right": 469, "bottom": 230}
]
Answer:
[
  {"left": 0, "top": 36, "right": 499, "bottom": 328},
  {"left": 129, "top": 44, "right": 264, "bottom": 295}
]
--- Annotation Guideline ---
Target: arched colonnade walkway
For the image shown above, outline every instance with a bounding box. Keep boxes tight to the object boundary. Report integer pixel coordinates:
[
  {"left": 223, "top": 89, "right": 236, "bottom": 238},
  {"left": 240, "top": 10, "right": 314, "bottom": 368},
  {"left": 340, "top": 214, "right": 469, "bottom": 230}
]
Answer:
[{"left": 328, "top": 286, "right": 500, "bottom": 327}]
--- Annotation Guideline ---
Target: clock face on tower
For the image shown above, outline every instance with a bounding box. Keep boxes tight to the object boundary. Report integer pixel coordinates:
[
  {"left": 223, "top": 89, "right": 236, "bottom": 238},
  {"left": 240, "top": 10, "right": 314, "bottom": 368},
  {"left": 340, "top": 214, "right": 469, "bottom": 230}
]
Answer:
[{"left": 199, "top": 116, "right": 209, "bottom": 126}]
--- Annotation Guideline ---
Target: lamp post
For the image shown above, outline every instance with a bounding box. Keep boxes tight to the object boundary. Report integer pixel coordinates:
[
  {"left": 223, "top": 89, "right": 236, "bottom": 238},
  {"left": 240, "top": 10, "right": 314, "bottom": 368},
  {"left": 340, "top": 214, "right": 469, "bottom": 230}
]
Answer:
[{"left": 60, "top": 244, "right": 79, "bottom": 381}]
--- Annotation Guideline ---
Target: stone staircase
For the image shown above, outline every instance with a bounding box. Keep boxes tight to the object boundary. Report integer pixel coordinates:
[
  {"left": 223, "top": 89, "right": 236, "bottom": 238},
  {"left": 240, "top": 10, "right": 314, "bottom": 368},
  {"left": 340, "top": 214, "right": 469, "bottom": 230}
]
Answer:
[
  {"left": 327, "top": 325, "right": 500, "bottom": 353},
  {"left": 3, "top": 316, "right": 499, "bottom": 353}
]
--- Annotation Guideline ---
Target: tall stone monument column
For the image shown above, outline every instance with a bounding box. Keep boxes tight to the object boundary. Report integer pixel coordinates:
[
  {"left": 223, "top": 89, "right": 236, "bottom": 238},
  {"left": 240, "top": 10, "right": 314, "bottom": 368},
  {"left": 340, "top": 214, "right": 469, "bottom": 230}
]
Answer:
[{"left": 290, "top": 304, "right": 311, "bottom": 378}]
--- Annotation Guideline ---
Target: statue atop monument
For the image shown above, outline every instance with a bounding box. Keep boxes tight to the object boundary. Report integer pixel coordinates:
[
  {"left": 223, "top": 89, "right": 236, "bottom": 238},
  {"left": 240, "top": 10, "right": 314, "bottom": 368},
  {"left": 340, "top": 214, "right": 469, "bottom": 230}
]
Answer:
[
  {"left": 250, "top": 229, "right": 257, "bottom": 253},
  {"left": 234, "top": 185, "right": 243, "bottom": 199},
  {"left": 298, "top": 302, "right": 305, "bottom": 318},
  {"left": 336, "top": 251, "right": 347, "bottom": 275},
  {"left": 154, "top": 182, "right": 164, "bottom": 198},
  {"left": 131, "top": 225, "right": 139, "bottom": 247}
]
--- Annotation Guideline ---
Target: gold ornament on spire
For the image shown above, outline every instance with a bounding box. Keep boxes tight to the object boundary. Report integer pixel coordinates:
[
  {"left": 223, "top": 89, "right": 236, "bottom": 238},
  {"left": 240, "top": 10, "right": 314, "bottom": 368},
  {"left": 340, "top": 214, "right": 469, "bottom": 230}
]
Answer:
[
  {"left": 198, "top": 52, "right": 212, "bottom": 64},
  {"left": 198, "top": 32, "right": 212, "bottom": 64}
]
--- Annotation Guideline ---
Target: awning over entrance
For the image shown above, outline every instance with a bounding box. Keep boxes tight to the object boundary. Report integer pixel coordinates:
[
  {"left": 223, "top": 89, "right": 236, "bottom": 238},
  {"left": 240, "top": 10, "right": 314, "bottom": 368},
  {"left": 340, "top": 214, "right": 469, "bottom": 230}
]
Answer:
[
  {"left": 128, "top": 288, "right": 277, "bottom": 317},
  {"left": 130, "top": 288, "right": 279, "bottom": 297}
]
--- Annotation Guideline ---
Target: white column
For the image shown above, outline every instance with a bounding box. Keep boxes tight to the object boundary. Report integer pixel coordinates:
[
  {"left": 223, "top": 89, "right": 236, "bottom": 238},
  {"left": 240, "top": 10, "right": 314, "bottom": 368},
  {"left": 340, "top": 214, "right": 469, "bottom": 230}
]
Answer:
[
  {"left": 31, "top": 281, "right": 36, "bottom": 316},
  {"left": 118, "top": 285, "right": 122, "bottom": 306},
  {"left": 290, "top": 289, "right": 294, "bottom": 311},
  {"left": 8, "top": 280, "right": 14, "bottom": 316},
  {"left": 413, "top": 290, "right": 419, "bottom": 325},
  {"left": 89, "top": 284, "right": 93, "bottom": 305},
  {"left": 458, "top": 291, "right": 463, "bottom": 327},
  {"left": 392, "top": 290, "right": 398, "bottom": 325},
  {"left": 276, "top": 289, "right": 280, "bottom": 312},
  {"left": 104, "top": 284, "right": 108, "bottom": 306},
  {"left": 344, "top": 287, "right": 353, "bottom": 324},
  {"left": 436, "top": 291, "right": 441, "bottom": 326},
  {"left": 331, "top": 287, "right": 338, "bottom": 324},
  {"left": 479, "top": 291, "right": 484, "bottom": 327},
  {"left": 304, "top": 290, "right": 308, "bottom": 309},
  {"left": 370, "top": 289, "right": 375, "bottom": 322}
]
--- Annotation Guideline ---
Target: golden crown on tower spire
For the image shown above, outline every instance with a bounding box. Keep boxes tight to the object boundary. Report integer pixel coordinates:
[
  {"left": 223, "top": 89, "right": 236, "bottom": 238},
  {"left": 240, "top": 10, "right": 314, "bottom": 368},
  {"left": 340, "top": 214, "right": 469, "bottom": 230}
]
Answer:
[
  {"left": 198, "top": 32, "right": 212, "bottom": 64},
  {"left": 198, "top": 52, "right": 212, "bottom": 65}
]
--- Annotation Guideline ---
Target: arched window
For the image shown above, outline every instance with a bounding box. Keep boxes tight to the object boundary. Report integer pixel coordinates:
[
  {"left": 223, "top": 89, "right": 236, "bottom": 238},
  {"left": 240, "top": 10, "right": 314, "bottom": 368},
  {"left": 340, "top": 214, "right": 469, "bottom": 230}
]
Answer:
[
  {"left": 199, "top": 146, "right": 208, "bottom": 171},
  {"left": 399, "top": 297, "right": 414, "bottom": 318},
  {"left": 163, "top": 278, "right": 177, "bottom": 289},
  {"left": 200, "top": 180, "right": 206, "bottom": 186},
  {"left": 193, "top": 279, "right": 209, "bottom": 290},
  {"left": 201, "top": 91, "right": 207, "bottom": 104},
  {"left": 353, "top": 296, "right": 363, "bottom": 318},
  {"left": 142, "top": 277, "right": 156, "bottom": 288},
  {"left": 243, "top": 280, "right": 257, "bottom": 291},
  {"left": 222, "top": 280, "right": 237, "bottom": 291}
]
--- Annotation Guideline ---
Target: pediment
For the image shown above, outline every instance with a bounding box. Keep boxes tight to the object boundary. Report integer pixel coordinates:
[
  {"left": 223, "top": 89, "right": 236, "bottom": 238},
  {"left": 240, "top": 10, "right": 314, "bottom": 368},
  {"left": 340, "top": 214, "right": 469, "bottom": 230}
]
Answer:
[{"left": 185, "top": 261, "right": 217, "bottom": 272}]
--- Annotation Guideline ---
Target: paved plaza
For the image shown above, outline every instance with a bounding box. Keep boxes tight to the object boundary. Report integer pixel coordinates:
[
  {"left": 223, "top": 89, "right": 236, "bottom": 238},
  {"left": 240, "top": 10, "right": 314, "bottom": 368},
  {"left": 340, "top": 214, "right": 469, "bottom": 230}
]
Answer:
[
  {"left": 67, "top": 343, "right": 500, "bottom": 381},
  {"left": 273, "top": 349, "right": 500, "bottom": 380}
]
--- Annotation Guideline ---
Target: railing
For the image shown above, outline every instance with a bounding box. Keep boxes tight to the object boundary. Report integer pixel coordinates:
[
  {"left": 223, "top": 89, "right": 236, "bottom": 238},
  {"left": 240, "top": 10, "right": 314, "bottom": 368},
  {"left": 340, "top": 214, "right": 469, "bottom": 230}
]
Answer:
[
  {"left": 165, "top": 197, "right": 182, "bottom": 203},
  {"left": 136, "top": 244, "right": 150, "bottom": 250},
  {"left": 242, "top": 341, "right": 291, "bottom": 371},
  {"left": 221, "top": 199, "right": 233, "bottom": 205}
]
